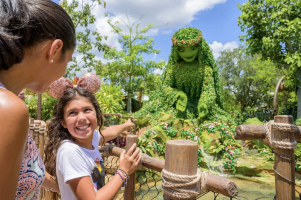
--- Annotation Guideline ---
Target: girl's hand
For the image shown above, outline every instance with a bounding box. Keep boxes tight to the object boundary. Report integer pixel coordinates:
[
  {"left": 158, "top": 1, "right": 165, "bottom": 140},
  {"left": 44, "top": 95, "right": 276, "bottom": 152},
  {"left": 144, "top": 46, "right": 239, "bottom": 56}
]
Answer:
[
  {"left": 119, "top": 143, "right": 141, "bottom": 175},
  {"left": 124, "top": 119, "right": 135, "bottom": 131}
]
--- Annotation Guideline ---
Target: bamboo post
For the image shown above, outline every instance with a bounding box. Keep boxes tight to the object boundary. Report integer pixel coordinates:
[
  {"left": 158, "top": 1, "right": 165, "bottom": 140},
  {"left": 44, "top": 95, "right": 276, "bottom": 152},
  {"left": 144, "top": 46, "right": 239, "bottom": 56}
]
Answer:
[
  {"left": 39, "top": 125, "right": 46, "bottom": 160},
  {"left": 274, "top": 115, "right": 295, "bottom": 200},
  {"left": 124, "top": 134, "right": 138, "bottom": 200},
  {"left": 37, "top": 94, "right": 42, "bottom": 120},
  {"left": 34, "top": 121, "right": 40, "bottom": 149},
  {"left": 29, "top": 118, "right": 35, "bottom": 138},
  {"left": 163, "top": 140, "right": 198, "bottom": 200}
]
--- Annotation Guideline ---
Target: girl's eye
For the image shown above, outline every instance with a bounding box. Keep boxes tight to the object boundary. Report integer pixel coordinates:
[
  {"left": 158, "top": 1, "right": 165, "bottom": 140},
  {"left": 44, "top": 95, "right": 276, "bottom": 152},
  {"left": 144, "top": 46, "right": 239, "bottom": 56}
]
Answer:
[
  {"left": 85, "top": 108, "right": 92, "bottom": 112},
  {"left": 69, "top": 111, "right": 76, "bottom": 115}
]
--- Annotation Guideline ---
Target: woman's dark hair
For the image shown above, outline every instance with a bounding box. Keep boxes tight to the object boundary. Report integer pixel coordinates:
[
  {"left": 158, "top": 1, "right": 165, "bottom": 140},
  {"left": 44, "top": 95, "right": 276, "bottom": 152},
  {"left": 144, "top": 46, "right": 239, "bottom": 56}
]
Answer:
[
  {"left": 44, "top": 87, "right": 104, "bottom": 199},
  {"left": 0, "top": 0, "right": 76, "bottom": 70}
]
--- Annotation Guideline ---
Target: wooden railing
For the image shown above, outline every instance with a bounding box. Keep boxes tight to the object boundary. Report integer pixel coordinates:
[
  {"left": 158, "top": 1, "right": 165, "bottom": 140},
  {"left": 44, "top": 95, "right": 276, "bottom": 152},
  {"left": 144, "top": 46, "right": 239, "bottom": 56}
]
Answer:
[
  {"left": 235, "top": 115, "right": 299, "bottom": 200},
  {"left": 100, "top": 135, "right": 238, "bottom": 199}
]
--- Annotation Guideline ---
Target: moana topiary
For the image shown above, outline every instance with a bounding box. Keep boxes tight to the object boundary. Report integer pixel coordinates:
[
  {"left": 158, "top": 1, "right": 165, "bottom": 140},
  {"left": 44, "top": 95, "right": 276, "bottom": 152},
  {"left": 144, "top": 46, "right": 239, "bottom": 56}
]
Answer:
[{"left": 136, "top": 27, "right": 228, "bottom": 121}]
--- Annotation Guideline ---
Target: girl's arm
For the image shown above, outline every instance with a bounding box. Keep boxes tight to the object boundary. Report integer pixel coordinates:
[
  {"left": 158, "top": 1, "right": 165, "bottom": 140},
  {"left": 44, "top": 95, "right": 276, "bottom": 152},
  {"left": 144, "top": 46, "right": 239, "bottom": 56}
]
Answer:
[
  {"left": 68, "top": 143, "right": 141, "bottom": 200},
  {"left": 0, "top": 91, "right": 29, "bottom": 199},
  {"left": 42, "top": 172, "right": 59, "bottom": 193},
  {"left": 99, "top": 119, "right": 134, "bottom": 145}
]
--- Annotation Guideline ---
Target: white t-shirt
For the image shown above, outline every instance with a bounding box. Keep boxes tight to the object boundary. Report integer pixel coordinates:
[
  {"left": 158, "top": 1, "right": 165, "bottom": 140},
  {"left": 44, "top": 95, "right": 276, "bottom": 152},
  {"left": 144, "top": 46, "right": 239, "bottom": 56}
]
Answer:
[{"left": 56, "top": 130, "right": 104, "bottom": 200}]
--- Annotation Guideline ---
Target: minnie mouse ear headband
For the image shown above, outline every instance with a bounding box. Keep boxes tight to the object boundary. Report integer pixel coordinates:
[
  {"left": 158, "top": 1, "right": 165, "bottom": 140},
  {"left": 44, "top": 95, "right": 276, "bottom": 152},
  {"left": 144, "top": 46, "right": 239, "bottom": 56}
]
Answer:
[{"left": 48, "top": 73, "right": 101, "bottom": 99}]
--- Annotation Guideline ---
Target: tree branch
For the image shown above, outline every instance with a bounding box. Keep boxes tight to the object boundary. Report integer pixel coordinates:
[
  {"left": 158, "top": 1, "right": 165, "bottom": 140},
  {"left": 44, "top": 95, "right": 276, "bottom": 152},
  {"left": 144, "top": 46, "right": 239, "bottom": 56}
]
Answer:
[{"left": 275, "top": 61, "right": 290, "bottom": 68}]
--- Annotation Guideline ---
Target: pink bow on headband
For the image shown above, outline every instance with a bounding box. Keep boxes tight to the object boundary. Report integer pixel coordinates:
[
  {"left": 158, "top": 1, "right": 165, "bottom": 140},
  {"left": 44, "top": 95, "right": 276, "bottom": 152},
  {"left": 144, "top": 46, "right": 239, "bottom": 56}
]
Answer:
[{"left": 48, "top": 73, "right": 101, "bottom": 99}]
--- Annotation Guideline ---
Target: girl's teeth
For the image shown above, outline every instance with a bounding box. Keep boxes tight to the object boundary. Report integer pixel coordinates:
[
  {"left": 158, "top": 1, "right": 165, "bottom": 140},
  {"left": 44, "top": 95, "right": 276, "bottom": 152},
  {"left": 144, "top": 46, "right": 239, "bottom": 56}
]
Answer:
[{"left": 77, "top": 125, "right": 89, "bottom": 130}]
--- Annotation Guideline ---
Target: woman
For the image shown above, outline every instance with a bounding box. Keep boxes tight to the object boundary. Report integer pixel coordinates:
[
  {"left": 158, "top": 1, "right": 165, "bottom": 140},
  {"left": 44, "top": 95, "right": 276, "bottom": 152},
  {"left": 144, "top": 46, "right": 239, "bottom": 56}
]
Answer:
[{"left": 0, "top": 0, "right": 76, "bottom": 199}]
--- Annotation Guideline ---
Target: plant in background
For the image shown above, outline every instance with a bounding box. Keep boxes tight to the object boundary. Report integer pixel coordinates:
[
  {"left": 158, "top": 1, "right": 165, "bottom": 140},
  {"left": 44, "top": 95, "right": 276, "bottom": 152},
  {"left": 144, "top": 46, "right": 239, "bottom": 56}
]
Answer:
[
  {"left": 60, "top": 0, "right": 110, "bottom": 79},
  {"left": 223, "top": 146, "right": 239, "bottom": 174},
  {"left": 98, "top": 14, "right": 165, "bottom": 113},
  {"left": 24, "top": 92, "right": 58, "bottom": 121},
  {"left": 95, "top": 83, "right": 125, "bottom": 114},
  {"left": 209, "top": 140, "right": 225, "bottom": 154},
  {"left": 137, "top": 130, "right": 165, "bottom": 156},
  {"left": 157, "top": 122, "right": 177, "bottom": 137}
]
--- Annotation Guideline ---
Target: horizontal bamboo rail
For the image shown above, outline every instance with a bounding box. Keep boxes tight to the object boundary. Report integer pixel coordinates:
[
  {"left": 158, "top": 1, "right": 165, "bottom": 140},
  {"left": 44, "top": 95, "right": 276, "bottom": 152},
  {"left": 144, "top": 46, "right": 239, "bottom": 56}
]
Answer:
[
  {"left": 235, "top": 124, "right": 301, "bottom": 141},
  {"left": 100, "top": 145, "right": 238, "bottom": 198}
]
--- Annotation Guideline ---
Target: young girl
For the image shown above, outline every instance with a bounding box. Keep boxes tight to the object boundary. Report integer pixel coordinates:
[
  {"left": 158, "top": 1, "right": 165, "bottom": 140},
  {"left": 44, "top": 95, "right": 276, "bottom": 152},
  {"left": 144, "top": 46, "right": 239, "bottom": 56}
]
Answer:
[{"left": 44, "top": 74, "right": 141, "bottom": 200}]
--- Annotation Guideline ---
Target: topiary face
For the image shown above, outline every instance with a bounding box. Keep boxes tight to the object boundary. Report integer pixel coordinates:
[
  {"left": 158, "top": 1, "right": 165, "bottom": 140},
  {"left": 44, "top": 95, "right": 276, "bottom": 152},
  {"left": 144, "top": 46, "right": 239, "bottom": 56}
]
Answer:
[
  {"left": 176, "top": 45, "right": 198, "bottom": 62},
  {"left": 170, "top": 27, "right": 203, "bottom": 63}
]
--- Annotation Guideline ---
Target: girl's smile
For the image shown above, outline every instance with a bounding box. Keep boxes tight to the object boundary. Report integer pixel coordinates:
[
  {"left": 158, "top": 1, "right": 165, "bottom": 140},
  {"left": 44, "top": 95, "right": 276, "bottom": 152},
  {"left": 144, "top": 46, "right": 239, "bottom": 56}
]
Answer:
[{"left": 60, "top": 98, "right": 97, "bottom": 149}]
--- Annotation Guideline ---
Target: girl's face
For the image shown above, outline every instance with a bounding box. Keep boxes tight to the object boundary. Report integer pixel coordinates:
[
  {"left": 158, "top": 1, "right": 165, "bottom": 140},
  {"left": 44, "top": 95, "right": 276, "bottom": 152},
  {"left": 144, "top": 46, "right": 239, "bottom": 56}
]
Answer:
[
  {"left": 176, "top": 45, "right": 198, "bottom": 63},
  {"left": 60, "top": 97, "right": 97, "bottom": 142}
]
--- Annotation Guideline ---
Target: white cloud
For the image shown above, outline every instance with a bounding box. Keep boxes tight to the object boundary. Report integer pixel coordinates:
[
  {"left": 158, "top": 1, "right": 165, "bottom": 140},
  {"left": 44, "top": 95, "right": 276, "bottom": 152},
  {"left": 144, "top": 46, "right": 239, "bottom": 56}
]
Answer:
[
  {"left": 153, "top": 53, "right": 157, "bottom": 60},
  {"left": 162, "top": 29, "right": 173, "bottom": 35},
  {"left": 153, "top": 69, "right": 164, "bottom": 75},
  {"left": 209, "top": 41, "right": 238, "bottom": 59}
]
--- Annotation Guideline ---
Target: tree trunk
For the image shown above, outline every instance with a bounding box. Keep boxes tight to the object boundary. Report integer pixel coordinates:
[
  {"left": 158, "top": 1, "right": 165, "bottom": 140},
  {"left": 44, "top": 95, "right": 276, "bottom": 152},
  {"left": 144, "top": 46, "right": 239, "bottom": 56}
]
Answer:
[
  {"left": 127, "top": 92, "right": 132, "bottom": 113},
  {"left": 138, "top": 91, "right": 143, "bottom": 102},
  {"left": 297, "top": 87, "right": 301, "bottom": 119}
]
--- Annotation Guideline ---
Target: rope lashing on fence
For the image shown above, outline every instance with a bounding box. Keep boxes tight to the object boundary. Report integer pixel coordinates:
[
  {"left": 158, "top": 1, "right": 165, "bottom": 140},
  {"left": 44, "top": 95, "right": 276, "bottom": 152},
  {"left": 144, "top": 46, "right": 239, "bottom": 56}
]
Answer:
[
  {"left": 99, "top": 144, "right": 111, "bottom": 157},
  {"left": 138, "top": 152, "right": 144, "bottom": 169},
  {"left": 263, "top": 120, "right": 297, "bottom": 149},
  {"left": 161, "top": 168, "right": 209, "bottom": 199},
  {"left": 39, "top": 126, "right": 46, "bottom": 135}
]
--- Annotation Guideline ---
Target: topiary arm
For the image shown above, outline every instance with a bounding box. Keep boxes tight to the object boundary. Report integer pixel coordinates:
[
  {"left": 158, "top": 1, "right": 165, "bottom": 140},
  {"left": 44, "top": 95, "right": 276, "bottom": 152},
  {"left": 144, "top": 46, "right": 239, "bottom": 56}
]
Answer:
[
  {"left": 198, "top": 65, "right": 216, "bottom": 119},
  {"left": 161, "top": 65, "right": 188, "bottom": 112}
]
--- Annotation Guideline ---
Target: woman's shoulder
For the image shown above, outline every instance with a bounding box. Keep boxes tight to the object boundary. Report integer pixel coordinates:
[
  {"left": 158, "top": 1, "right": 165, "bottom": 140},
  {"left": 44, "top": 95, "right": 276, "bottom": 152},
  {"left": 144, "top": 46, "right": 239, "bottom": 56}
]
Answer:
[
  {"left": 0, "top": 89, "right": 28, "bottom": 116},
  {"left": 0, "top": 89, "right": 29, "bottom": 133}
]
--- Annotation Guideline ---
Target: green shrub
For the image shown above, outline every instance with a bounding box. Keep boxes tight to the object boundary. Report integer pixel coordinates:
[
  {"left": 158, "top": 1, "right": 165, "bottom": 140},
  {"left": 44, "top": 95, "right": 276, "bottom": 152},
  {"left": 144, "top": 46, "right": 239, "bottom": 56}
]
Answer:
[{"left": 244, "top": 117, "right": 263, "bottom": 125}]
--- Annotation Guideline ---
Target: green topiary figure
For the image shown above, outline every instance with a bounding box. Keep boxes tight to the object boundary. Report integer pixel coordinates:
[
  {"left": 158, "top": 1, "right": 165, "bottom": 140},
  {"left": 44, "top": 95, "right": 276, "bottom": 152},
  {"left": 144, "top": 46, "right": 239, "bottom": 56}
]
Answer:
[{"left": 136, "top": 27, "right": 228, "bottom": 121}]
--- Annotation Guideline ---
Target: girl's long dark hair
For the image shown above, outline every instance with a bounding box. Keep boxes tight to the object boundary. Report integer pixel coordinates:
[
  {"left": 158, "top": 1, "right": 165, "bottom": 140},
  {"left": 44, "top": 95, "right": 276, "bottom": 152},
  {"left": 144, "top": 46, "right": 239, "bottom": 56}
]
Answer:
[{"left": 44, "top": 87, "right": 104, "bottom": 199}]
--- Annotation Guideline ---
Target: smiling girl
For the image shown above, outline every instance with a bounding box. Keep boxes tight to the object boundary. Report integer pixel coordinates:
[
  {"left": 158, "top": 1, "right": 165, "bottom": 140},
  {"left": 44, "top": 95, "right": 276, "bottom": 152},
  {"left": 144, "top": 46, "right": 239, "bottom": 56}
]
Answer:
[{"left": 44, "top": 74, "right": 141, "bottom": 199}]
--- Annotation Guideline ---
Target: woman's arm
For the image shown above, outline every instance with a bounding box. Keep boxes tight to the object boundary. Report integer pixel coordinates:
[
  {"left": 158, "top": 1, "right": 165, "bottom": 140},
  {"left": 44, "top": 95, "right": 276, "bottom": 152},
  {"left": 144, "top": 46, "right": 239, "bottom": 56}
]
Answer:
[
  {"left": 99, "top": 119, "right": 134, "bottom": 145},
  {"left": 68, "top": 144, "right": 141, "bottom": 200},
  {"left": 42, "top": 172, "right": 59, "bottom": 193},
  {"left": 0, "top": 91, "right": 29, "bottom": 199}
]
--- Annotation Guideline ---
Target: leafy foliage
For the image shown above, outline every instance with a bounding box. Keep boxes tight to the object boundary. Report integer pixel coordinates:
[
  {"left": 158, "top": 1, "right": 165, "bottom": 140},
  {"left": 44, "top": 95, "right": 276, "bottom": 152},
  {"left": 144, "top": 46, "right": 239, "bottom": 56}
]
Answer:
[
  {"left": 223, "top": 146, "right": 240, "bottom": 174},
  {"left": 218, "top": 46, "right": 282, "bottom": 112},
  {"left": 95, "top": 83, "right": 125, "bottom": 114},
  {"left": 25, "top": 92, "right": 58, "bottom": 121},
  {"left": 238, "top": 0, "right": 301, "bottom": 87},
  {"left": 60, "top": 0, "right": 109, "bottom": 79}
]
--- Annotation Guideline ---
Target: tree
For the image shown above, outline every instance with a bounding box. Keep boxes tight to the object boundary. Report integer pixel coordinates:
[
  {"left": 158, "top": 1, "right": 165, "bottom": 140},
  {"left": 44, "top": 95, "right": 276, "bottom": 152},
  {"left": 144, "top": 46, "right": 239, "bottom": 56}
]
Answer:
[
  {"left": 95, "top": 15, "right": 166, "bottom": 113},
  {"left": 238, "top": 0, "right": 301, "bottom": 117},
  {"left": 218, "top": 46, "right": 282, "bottom": 112},
  {"left": 60, "top": 0, "right": 109, "bottom": 78}
]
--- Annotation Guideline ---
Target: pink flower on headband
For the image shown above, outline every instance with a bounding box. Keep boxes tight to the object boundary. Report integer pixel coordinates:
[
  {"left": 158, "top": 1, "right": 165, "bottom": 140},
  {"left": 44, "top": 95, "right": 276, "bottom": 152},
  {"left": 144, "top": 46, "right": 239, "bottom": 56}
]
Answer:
[{"left": 48, "top": 73, "right": 101, "bottom": 99}]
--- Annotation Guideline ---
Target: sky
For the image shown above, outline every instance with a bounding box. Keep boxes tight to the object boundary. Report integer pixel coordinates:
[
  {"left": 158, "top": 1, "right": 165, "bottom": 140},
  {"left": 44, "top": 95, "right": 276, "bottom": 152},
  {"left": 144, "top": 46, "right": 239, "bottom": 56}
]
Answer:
[{"left": 53, "top": 0, "right": 247, "bottom": 75}]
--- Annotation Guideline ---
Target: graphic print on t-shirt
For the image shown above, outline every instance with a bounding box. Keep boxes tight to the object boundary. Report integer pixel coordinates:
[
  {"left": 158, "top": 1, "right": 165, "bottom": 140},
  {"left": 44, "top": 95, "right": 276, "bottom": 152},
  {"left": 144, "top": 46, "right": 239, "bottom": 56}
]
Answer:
[{"left": 91, "top": 160, "right": 105, "bottom": 190}]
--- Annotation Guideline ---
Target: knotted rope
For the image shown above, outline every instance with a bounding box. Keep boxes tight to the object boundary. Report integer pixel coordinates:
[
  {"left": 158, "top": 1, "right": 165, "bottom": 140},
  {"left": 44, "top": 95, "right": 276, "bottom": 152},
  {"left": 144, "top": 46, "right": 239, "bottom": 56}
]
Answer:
[
  {"left": 263, "top": 120, "right": 297, "bottom": 149},
  {"left": 99, "top": 144, "right": 110, "bottom": 157},
  {"left": 161, "top": 168, "right": 209, "bottom": 199}
]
